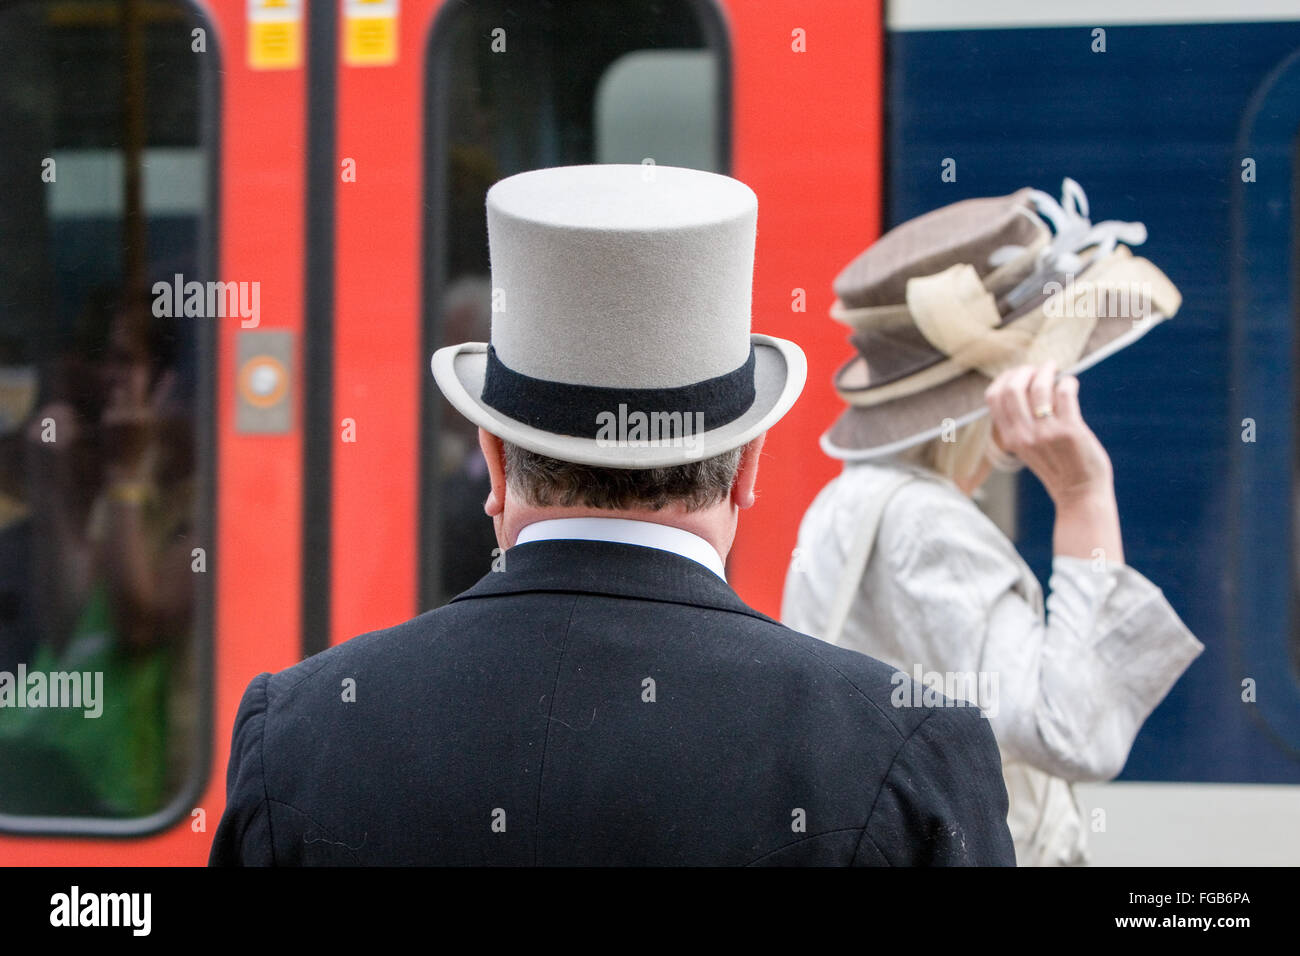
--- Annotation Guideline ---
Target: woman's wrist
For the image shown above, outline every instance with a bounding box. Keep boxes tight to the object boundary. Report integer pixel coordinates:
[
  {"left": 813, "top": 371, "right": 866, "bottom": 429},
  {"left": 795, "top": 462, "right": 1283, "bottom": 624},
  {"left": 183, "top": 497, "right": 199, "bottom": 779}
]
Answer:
[
  {"left": 1050, "top": 478, "right": 1115, "bottom": 511},
  {"left": 1052, "top": 487, "right": 1123, "bottom": 564}
]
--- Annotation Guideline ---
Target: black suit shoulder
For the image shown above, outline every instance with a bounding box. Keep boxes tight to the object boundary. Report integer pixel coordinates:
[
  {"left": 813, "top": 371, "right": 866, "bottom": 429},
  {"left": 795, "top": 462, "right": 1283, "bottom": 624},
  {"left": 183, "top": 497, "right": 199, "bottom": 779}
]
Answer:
[{"left": 259, "top": 595, "right": 934, "bottom": 744}]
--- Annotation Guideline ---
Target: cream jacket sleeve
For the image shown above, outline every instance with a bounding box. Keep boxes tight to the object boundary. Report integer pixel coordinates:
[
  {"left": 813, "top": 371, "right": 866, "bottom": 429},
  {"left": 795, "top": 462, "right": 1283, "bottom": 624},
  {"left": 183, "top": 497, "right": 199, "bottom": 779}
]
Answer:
[{"left": 783, "top": 463, "right": 1205, "bottom": 784}]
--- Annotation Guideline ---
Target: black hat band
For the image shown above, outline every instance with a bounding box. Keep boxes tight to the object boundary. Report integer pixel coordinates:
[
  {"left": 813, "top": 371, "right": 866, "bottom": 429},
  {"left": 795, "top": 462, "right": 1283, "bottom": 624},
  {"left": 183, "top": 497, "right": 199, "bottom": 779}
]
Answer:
[{"left": 480, "top": 344, "right": 757, "bottom": 440}]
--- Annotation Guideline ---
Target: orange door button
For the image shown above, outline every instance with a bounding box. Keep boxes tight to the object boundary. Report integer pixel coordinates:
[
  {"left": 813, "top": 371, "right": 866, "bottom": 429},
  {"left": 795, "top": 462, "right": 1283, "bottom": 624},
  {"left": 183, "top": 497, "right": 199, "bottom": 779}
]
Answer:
[
  {"left": 236, "top": 331, "right": 294, "bottom": 434},
  {"left": 239, "top": 355, "right": 288, "bottom": 408}
]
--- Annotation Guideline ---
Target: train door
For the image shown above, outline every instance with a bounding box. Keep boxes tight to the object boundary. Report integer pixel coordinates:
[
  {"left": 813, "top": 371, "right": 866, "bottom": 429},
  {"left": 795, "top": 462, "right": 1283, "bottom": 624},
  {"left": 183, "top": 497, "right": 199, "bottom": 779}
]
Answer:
[
  {"left": 412, "top": 0, "right": 731, "bottom": 613},
  {"left": 0, "top": 0, "right": 310, "bottom": 864},
  {"left": 406, "top": 0, "right": 883, "bottom": 620}
]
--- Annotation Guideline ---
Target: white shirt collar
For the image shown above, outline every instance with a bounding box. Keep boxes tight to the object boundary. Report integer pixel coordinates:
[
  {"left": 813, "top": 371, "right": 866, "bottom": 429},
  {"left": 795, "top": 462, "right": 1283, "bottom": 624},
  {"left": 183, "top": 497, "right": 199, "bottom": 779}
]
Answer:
[{"left": 514, "top": 517, "right": 727, "bottom": 581}]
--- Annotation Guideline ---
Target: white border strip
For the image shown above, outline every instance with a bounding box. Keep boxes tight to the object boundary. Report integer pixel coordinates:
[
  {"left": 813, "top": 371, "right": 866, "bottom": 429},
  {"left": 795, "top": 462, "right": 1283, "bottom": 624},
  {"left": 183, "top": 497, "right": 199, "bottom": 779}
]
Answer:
[
  {"left": 889, "top": 0, "right": 1300, "bottom": 31},
  {"left": 1074, "top": 781, "right": 1300, "bottom": 866}
]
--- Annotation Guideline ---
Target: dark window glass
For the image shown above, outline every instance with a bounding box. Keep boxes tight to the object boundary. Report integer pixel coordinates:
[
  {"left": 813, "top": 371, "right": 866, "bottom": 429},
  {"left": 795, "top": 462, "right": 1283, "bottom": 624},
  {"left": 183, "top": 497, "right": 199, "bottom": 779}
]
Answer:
[{"left": 0, "top": 0, "right": 214, "bottom": 829}]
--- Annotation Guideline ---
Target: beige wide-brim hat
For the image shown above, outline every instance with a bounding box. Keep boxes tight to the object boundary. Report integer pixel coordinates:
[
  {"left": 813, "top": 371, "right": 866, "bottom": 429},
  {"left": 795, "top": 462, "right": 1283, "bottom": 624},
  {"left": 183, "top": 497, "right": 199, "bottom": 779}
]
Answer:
[
  {"left": 820, "top": 179, "right": 1182, "bottom": 460},
  {"left": 432, "top": 164, "right": 806, "bottom": 468}
]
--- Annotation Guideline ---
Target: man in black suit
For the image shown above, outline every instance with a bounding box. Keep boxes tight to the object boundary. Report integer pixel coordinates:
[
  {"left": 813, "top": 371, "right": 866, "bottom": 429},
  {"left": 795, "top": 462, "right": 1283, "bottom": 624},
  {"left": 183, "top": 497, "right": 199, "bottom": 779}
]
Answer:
[{"left": 211, "top": 164, "right": 1014, "bottom": 866}]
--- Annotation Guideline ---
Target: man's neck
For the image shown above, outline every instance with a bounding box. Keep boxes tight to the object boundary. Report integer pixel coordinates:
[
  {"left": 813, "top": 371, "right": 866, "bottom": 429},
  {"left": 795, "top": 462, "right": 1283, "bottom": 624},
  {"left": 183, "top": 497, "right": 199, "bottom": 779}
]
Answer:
[{"left": 502, "top": 501, "right": 737, "bottom": 566}]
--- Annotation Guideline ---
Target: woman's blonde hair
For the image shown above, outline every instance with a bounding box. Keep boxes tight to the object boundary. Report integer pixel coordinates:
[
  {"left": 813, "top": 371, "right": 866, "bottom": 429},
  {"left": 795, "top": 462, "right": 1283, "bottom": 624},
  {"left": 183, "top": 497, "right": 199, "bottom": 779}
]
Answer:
[{"left": 896, "top": 416, "right": 995, "bottom": 486}]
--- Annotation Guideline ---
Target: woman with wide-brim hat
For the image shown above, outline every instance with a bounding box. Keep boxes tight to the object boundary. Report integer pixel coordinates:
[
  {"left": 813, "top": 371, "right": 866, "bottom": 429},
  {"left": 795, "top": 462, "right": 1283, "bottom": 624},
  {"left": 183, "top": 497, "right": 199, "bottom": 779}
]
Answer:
[{"left": 781, "top": 181, "right": 1204, "bottom": 866}]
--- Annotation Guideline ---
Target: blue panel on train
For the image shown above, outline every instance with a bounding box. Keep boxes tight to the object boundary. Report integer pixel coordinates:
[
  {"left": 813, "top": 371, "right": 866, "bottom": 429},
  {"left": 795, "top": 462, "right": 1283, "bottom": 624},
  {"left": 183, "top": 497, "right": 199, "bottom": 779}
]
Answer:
[{"left": 887, "top": 21, "right": 1300, "bottom": 782}]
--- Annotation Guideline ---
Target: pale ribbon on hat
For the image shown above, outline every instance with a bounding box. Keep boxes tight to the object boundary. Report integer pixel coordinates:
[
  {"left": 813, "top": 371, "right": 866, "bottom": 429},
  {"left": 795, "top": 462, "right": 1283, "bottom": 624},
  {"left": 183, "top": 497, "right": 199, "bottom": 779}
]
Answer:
[
  {"left": 999, "top": 177, "right": 1148, "bottom": 311},
  {"left": 906, "top": 178, "right": 1150, "bottom": 380},
  {"left": 904, "top": 260, "right": 1098, "bottom": 383},
  {"left": 829, "top": 178, "right": 1140, "bottom": 331},
  {"left": 840, "top": 179, "right": 1166, "bottom": 401},
  {"left": 907, "top": 245, "right": 1182, "bottom": 469},
  {"left": 829, "top": 182, "right": 1181, "bottom": 473},
  {"left": 828, "top": 228, "right": 1050, "bottom": 331},
  {"left": 837, "top": 245, "right": 1181, "bottom": 409},
  {"left": 902, "top": 259, "right": 1098, "bottom": 476}
]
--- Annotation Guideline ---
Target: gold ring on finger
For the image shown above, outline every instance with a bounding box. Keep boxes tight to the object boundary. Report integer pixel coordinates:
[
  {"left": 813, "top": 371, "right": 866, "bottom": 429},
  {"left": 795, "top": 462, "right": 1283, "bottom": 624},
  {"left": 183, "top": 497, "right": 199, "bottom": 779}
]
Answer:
[{"left": 1033, "top": 404, "right": 1054, "bottom": 419}]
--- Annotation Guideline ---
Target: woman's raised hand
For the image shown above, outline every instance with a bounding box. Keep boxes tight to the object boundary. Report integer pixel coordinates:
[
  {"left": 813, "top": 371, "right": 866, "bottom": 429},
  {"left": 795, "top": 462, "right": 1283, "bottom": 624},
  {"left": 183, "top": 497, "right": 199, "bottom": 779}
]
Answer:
[
  {"left": 985, "top": 360, "right": 1124, "bottom": 564},
  {"left": 985, "top": 360, "right": 1114, "bottom": 508}
]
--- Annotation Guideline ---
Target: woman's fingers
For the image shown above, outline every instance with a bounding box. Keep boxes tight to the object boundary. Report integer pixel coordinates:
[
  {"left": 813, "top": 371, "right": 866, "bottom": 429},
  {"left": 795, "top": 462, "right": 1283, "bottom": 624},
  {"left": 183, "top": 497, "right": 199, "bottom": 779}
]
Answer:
[
  {"left": 1054, "top": 374, "right": 1082, "bottom": 424},
  {"left": 986, "top": 364, "right": 1039, "bottom": 452},
  {"left": 984, "top": 370, "right": 1014, "bottom": 449},
  {"left": 1027, "top": 360, "right": 1058, "bottom": 423},
  {"left": 985, "top": 369, "right": 1019, "bottom": 450},
  {"left": 985, "top": 364, "right": 1113, "bottom": 504}
]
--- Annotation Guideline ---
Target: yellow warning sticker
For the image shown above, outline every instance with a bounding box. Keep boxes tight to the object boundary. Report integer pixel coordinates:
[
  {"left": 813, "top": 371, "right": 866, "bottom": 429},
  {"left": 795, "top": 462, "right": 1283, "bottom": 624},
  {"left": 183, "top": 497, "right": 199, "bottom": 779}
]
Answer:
[
  {"left": 345, "top": 0, "right": 399, "bottom": 67},
  {"left": 248, "top": 0, "right": 302, "bottom": 70}
]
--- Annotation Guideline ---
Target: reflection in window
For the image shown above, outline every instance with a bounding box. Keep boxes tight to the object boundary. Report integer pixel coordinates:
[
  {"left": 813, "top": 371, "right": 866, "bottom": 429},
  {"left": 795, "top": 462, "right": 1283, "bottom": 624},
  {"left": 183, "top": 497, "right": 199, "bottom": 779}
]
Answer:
[
  {"left": 0, "top": 0, "right": 211, "bottom": 821},
  {"left": 422, "top": 0, "right": 724, "bottom": 607}
]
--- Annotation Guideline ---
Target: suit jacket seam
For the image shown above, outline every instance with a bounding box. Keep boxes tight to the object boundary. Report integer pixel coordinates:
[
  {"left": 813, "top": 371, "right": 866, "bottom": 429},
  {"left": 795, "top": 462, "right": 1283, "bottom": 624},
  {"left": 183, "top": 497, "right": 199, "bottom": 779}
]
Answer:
[
  {"left": 266, "top": 798, "right": 363, "bottom": 864},
  {"left": 256, "top": 673, "right": 276, "bottom": 866},
  {"left": 743, "top": 826, "right": 869, "bottom": 866},
  {"left": 533, "top": 593, "right": 581, "bottom": 866},
  {"left": 852, "top": 708, "right": 941, "bottom": 865},
  {"left": 276, "top": 656, "right": 331, "bottom": 696},
  {"left": 852, "top": 827, "right": 893, "bottom": 868}
]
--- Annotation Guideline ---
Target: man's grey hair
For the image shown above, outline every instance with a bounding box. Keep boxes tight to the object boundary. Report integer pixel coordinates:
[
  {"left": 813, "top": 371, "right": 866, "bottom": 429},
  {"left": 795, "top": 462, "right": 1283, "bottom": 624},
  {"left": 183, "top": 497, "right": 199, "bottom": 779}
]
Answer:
[{"left": 503, "top": 441, "right": 745, "bottom": 512}]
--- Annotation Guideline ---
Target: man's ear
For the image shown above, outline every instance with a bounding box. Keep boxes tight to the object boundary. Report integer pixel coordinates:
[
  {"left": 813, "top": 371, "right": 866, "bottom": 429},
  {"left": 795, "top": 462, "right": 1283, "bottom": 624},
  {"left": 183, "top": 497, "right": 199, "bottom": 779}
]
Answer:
[
  {"left": 730, "top": 433, "right": 766, "bottom": 510},
  {"left": 478, "top": 429, "right": 507, "bottom": 518}
]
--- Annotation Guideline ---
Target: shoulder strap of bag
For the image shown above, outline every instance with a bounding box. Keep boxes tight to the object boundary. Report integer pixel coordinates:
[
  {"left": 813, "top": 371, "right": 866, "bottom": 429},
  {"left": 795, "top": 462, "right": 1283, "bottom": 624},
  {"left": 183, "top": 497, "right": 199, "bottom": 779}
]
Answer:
[{"left": 823, "top": 471, "right": 916, "bottom": 646}]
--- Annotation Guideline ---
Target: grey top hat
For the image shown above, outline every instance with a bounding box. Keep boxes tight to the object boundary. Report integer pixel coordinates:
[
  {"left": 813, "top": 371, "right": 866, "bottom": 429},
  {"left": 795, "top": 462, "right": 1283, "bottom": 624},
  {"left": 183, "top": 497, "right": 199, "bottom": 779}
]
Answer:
[{"left": 432, "top": 164, "right": 807, "bottom": 468}]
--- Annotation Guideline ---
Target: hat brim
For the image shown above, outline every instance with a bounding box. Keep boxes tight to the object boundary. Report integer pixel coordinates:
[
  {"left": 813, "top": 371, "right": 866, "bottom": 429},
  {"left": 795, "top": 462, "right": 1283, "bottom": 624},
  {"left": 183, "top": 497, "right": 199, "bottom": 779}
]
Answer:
[
  {"left": 820, "top": 307, "right": 1172, "bottom": 461},
  {"left": 433, "top": 334, "right": 807, "bottom": 468}
]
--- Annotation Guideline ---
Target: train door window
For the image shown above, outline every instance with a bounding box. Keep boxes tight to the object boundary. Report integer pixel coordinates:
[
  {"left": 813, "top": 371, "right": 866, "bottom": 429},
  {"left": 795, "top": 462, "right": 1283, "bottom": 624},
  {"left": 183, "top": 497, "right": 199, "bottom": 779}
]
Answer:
[
  {"left": 0, "top": 0, "right": 215, "bottom": 832},
  {"left": 420, "top": 0, "right": 729, "bottom": 606}
]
